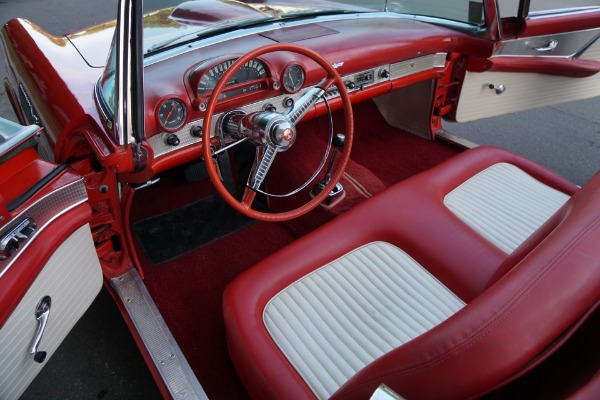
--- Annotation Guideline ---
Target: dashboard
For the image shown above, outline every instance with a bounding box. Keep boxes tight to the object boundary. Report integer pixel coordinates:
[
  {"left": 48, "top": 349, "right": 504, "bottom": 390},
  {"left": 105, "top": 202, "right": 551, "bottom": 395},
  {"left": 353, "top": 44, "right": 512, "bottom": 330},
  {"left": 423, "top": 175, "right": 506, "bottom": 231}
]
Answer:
[
  {"left": 137, "top": 14, "right": 491, "bottom": 179},
  {"left": 148, "top": 53, "right": 447, "bottom": 160}
]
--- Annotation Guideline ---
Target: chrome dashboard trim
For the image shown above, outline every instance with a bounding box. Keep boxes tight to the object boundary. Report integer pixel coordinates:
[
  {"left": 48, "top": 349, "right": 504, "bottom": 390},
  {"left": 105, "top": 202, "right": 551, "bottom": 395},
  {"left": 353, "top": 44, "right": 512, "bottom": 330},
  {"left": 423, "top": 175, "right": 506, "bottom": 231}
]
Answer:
[
  {"left": 148, "top": 53, "right": 447, "bottom": 159},
  {"left": 389, "top": 53, "right": 447, "bottom": 79},
  {"left": 0, "top": 179, "right": 88, "bottom": 279}
]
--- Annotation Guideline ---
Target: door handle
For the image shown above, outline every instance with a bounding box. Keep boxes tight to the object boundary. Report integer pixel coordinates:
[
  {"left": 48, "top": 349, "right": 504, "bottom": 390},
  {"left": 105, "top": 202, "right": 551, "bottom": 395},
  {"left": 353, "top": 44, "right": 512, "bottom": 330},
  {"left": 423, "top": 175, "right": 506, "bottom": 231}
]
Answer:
[
  {"left": 488, "top": 84, "right": 506, "bottom": 95},
  {"left": 28, "top": 296, "right": 51, "bottom": 363},
  {"left": 534, "top": 39, "right": 558, "bottom": 52}
]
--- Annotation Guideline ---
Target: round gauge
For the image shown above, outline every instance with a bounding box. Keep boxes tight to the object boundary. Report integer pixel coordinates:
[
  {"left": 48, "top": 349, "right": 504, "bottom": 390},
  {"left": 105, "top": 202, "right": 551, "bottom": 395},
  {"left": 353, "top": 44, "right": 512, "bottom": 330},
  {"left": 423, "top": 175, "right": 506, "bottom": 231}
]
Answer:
[
  {"left": 282, "top": 64, "right": 305, "bottom": 93},
  {"left": 157, "top": 98, "right": 187, "bottom": 131},
  {"left": 197, "top": 58, "right": 268, "bottom": 96}
]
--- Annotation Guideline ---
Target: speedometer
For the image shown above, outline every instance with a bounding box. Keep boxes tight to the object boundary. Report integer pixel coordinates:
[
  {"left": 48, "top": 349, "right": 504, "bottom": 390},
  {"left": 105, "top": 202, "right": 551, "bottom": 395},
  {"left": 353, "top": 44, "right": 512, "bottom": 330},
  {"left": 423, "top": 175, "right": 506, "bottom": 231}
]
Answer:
[{"left": 197, "top": 58, "right": 268, "bottom": 96}]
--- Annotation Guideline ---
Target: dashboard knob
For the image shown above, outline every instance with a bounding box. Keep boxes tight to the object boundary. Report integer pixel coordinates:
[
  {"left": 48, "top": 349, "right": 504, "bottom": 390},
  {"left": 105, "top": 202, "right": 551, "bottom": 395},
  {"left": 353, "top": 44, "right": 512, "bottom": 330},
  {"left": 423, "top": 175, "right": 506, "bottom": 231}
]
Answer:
[
  {"left": 344, "top": 81, "right": 356, "bottom": 90},
  {"left": 379, "top": 69, "right": 390, "bottom": 79},
  {"left": 191, "top": 125, "right": 203, "bottom": 138},
  {"left": 283, "top": 97, "right": 294, "bottom": 108},
  {"left": 164, "top": 133, "right": 180, "bottom": 146},
  {"left": 263, "top": 103, "right": 276, "bottom": 112}
]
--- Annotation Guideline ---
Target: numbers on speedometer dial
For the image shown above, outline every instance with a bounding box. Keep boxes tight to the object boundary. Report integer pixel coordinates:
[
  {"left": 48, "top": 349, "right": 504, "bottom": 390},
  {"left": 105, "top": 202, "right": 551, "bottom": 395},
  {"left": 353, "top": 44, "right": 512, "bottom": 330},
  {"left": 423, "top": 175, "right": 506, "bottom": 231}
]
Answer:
[
  {"left": 197, "top": 58, "right": 268, "bottom": 96},
  {"left": 157, "top": 98, "right": 187, "bottom": 131}
]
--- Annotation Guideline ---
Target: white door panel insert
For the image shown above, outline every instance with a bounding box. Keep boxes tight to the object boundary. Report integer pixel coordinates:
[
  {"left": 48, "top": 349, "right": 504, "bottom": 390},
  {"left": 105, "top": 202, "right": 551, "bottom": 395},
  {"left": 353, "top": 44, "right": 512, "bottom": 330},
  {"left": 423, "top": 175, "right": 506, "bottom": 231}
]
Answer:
[
  {"left": 455, "top": 70, "right": 600, "bottom": 122},
  {"left": 0, "top": 224, "right": 102, "bottom": 399}
]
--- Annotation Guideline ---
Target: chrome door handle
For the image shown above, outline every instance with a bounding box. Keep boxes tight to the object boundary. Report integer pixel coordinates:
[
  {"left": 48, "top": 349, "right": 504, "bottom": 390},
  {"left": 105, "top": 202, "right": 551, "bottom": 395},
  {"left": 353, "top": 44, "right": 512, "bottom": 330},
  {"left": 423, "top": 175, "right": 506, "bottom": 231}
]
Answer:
[
  {"left": 28, "top": 296, "right": 51, "bottom": 363},
  {"left": 534, "top": 39, "right": 558, "bottom": 52},
  {"left": 488, "top": 84, "right": 506, "bottom": 95}
]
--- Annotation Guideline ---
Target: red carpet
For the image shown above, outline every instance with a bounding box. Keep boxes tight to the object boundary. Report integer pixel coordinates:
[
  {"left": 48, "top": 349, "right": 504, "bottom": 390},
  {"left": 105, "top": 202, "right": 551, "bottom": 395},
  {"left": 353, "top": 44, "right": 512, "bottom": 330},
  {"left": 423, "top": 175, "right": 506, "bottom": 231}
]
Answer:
[{"left": 129, "top": 100, "right": 462, "bottom": 398}]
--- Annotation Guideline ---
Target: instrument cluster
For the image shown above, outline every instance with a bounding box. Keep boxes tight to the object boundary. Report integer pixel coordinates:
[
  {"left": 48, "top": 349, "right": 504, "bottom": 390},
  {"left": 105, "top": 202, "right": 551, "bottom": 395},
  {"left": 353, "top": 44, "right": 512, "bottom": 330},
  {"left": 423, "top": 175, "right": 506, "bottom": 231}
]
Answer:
[{"left": 155, "top": 56, "right": 307, "bottom": 135}]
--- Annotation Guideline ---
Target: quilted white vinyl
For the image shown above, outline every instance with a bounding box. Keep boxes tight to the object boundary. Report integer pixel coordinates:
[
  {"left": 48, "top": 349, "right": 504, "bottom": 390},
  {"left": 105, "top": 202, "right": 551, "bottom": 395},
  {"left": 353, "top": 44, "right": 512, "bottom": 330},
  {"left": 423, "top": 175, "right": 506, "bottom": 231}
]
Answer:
[
  {"left": 0, "top": 224, "right": 102, "bottom": 399},
  {"left": 263, "top": 242, "right": 465, "bottom": 399},
  {"left": 444, "top": 163, "right": 570, "bottom": 254}
]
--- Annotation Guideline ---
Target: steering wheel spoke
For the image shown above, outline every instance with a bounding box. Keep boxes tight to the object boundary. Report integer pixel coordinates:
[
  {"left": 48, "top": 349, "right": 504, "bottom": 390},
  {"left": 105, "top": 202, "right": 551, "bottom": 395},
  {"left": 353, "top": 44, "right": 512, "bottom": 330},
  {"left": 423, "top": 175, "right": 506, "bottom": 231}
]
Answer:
[
  {"left": 202, "top": 43, "right": 353, "bottom": 222},
  {"left": 288, "top": 87, "right": 325, "bottom": 124},
  {"left": 248, "top": 145, "right": 278, "bottom": 191}
]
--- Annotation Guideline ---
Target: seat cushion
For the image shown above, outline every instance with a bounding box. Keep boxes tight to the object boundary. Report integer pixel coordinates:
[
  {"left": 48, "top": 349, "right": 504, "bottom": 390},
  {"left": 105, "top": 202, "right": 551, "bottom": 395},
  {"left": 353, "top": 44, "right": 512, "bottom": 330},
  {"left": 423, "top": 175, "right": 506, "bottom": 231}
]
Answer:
[
  {"left": 264, "top": 242, "right": 465, "bottom": 399},
  {"left": 223, "top": 146, "right": 585, "bottom": 400}
]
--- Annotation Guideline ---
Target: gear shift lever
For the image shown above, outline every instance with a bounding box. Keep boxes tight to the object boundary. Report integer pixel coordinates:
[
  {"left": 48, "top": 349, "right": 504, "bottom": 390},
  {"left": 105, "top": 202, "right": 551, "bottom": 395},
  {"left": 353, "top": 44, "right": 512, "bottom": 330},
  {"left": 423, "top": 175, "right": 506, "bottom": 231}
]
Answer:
[{"left": 311, "top": 133, "right": 345, "bottom": 198}]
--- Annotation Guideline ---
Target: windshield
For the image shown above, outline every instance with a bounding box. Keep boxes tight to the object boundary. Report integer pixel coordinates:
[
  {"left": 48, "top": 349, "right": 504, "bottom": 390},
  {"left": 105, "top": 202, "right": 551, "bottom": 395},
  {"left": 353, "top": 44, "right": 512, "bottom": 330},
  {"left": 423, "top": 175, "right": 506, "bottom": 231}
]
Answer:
[
  {"left": 98, "top": 0, "right": 485, "bottom": 118},
  {"left": 143, "top": 0, "right": 486, "bottom": 54}
]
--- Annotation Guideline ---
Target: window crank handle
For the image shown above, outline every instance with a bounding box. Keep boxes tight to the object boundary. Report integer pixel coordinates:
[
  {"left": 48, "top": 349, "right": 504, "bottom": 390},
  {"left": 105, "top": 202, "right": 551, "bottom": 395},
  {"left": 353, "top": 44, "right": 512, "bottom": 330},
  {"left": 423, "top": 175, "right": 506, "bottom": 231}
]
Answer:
[{"left": 28, "top": 296, "right": 51, "bottom": 363}]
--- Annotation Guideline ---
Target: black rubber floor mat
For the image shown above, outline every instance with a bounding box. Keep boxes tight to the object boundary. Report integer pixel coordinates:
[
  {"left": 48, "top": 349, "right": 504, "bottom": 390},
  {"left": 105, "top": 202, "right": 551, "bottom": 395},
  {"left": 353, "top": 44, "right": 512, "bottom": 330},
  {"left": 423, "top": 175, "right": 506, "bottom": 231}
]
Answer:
[{"left": 132, "top": 193, "right": 257, "bottom": 264}]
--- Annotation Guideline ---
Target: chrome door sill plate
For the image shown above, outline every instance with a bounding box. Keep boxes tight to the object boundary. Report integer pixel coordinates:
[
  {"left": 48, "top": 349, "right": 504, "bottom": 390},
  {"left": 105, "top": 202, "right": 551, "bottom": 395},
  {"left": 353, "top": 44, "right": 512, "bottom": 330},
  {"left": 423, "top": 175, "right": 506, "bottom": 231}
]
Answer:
[
  {"left": 111, "top": 269, "right": 208, "bottom": 400},
  {"left": 436, "top": 130, "right": 479, "bottom": 150}
]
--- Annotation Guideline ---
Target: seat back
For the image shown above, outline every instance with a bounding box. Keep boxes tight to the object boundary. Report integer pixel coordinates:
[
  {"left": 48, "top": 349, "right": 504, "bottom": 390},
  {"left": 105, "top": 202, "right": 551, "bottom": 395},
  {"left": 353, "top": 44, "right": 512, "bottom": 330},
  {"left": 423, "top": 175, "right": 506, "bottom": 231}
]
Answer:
[{"left": 331, "top": 172, "right": 600, "bottom": 399}]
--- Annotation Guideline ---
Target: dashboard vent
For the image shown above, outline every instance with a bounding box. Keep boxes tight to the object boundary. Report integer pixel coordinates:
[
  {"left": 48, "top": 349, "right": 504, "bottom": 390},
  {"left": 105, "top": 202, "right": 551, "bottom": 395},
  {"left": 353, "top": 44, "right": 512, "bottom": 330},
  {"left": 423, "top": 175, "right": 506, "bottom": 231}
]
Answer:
[{"left": 260, "top": 24, "right": 338, "bottom": 42}]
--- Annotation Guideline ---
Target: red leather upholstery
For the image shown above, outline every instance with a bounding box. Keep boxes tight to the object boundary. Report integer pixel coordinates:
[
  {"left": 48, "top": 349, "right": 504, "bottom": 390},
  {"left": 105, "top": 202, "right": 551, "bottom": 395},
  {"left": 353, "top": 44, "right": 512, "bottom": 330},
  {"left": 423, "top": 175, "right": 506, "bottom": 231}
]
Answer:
[{"left": 223, "top": 146, "right": 596, "bottom": 400}]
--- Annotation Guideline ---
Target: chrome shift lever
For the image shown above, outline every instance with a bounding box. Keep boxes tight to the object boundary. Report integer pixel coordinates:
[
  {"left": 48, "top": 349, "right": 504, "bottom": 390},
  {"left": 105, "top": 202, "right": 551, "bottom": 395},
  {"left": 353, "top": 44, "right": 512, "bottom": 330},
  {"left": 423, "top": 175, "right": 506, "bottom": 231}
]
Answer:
[{"left": 311, "top": 133, "right": 345, "bottom": 198}]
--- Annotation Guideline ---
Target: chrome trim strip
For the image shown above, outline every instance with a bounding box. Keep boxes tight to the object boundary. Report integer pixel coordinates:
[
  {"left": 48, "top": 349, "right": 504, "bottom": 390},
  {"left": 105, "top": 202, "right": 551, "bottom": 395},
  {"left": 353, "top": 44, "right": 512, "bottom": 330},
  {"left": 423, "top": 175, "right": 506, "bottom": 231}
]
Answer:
[
  {"left": 18, "top": 84, "right": 40, "bottom": 125},
  {"left": 389, "top": 53, "right": 446, "bottom": 79},
  {"left": 111, "top": 269, "right": 208, "bottom": 400},
  {"left": 529, "top": 6, "right": 600, "bottom": 18},
  {"left": 150, "top": 54, "right": 446, "bottom": 159},
  {"left": 94, "top": 77, "right": 113, "bottom": 124},
  {"left": 435, "top": 130, "right": 479, "bottom": 149},
  {"left": 494, "top": 28, "right": 600, "bottom": 58},
  {"left": 0, "top": 179, "right": 88, "bottom": 279}
]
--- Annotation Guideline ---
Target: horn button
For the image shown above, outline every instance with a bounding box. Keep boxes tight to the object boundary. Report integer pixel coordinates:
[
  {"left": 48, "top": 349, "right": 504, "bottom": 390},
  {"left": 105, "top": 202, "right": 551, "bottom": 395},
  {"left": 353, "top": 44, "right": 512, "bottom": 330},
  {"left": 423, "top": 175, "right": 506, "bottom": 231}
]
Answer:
[
  {"left": 270, "top": 120, "right": 296, "bottom": 151},
  {"left": 235, "top": 111, "right": 297, "bottom": 152}
]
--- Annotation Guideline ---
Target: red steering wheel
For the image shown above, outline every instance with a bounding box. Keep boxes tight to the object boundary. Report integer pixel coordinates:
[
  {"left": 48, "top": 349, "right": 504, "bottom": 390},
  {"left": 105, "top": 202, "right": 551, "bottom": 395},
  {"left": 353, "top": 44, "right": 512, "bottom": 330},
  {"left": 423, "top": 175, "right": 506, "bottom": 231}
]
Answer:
[{"left": 202, "top": 43, "right": 354, "bottom": 222}]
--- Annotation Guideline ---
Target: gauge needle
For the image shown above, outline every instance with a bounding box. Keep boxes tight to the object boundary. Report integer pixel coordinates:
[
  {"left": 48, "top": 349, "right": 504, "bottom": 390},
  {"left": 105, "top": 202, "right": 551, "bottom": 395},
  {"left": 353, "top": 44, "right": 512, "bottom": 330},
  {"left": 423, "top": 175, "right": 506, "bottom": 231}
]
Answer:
[{"left": 165, "top": 106, "right": 174, "bottom": 121}]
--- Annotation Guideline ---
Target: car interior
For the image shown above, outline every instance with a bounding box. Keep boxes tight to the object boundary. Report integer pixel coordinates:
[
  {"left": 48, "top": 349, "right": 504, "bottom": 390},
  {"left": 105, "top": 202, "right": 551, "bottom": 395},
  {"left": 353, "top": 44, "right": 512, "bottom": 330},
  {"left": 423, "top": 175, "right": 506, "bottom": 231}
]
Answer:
[{"left": 1, "top": 1, "right": 599, "bottom": 399}]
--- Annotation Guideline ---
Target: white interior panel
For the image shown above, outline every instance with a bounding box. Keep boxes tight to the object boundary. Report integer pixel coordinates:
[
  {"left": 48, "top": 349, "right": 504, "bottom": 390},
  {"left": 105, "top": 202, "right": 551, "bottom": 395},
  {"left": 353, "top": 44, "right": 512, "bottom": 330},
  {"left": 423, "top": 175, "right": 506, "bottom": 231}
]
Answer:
[
  {"left": 444, "top": 163, "right": 570, "bottom": 254},
  {"left": 263, "top": 241, "right": 465, "bottom": 399},
  {"left": 455, "top": 69, "right": 600, "bottom": 122},
  {"left": 0, "top": 224, "right": 102, "bottom": 399}
]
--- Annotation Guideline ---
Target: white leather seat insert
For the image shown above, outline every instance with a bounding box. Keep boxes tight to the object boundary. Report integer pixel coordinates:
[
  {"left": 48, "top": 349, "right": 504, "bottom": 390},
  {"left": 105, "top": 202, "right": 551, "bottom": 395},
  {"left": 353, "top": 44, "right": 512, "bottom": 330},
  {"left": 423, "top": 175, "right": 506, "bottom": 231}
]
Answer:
[
  {"left": 263, "top": 241, "right": 465, "bottom": 399},
  {"left": 444, "top": 163, "right": 570, "bottom": 254}
]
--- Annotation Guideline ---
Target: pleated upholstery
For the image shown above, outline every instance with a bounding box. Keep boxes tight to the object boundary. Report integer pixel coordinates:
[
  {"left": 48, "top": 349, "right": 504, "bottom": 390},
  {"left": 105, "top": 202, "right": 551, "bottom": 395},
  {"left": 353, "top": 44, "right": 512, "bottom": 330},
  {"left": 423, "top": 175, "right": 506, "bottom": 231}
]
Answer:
[
  {"left": 444, "top": 163, "right": 570, "bottom": 254},
  {"left": 263, "top": 242, "right": 465, "bottom": 399}
]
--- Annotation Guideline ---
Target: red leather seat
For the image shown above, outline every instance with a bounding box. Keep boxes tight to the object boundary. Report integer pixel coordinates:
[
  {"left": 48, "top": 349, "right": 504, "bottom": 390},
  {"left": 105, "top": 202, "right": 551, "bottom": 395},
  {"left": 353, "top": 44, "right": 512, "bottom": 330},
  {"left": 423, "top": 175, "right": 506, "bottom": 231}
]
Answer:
[{"left": 223, "top": 146, "right": 599, "bottom": 399}]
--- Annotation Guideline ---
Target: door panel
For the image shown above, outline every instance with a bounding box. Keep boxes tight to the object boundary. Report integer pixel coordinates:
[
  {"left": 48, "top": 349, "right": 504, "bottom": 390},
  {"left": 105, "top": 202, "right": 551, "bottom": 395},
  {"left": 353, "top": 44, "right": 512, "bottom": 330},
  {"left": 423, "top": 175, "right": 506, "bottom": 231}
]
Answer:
[
  {"left": 455, "top": 7, "right": 600, "bottom": 122},
  {"left": 456, "top": 67, "right": 600, "bottom": 122},
  {"left": 0, "top": 224, "right": 102, "bottom": 399},
  {"left": 0, "top": 118, "right": 102, "bottom": 398}
]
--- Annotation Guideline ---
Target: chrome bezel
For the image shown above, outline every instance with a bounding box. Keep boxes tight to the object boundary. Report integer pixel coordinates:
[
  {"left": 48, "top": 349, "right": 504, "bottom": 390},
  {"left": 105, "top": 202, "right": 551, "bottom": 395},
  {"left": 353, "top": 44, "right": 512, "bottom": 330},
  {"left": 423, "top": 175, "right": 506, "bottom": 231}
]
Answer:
[
  {"left": 156, "top": 97, "right": 188, "bottom": 132},
  {"left": 282, "top": 64, "right": 305, "bottom": 93}
]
